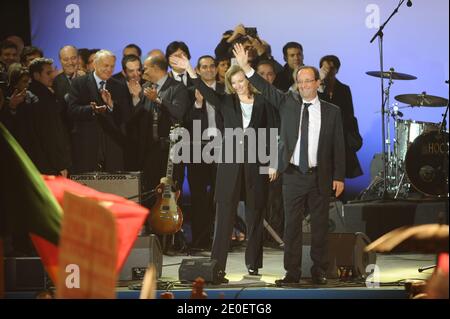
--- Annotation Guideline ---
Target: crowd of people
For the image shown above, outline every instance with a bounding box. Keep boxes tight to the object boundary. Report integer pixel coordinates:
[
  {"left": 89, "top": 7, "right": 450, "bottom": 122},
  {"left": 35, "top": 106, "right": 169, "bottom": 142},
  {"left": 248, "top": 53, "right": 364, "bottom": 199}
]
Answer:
[{"left": 0, "top": 24, "right": 363, "bottom": 285}]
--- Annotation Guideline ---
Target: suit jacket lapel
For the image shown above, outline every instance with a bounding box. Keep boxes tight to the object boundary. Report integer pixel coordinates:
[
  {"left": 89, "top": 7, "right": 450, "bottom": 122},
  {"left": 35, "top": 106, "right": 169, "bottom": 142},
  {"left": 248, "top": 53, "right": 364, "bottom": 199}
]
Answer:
[
  {"left": 248, "top": 95, "right": 262, "bottom": 128},
  {"left": 88, "top": 73, "right": 102, "bottom": 105},
  {"left": 233, "top": 95, "right": 244, "bottom": 128},
  {"left": 159, "top": 76, "right": 172, "bottom": 93},
  {"left": 292, "top": 94, "right": 302, "bottom": 152}
]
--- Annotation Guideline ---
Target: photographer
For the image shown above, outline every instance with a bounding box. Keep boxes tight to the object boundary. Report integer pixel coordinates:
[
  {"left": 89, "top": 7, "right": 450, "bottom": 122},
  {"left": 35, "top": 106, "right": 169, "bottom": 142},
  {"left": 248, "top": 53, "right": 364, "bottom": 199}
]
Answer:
[{"left": 214, "top": 24, "right": 281, "bottom": 70}]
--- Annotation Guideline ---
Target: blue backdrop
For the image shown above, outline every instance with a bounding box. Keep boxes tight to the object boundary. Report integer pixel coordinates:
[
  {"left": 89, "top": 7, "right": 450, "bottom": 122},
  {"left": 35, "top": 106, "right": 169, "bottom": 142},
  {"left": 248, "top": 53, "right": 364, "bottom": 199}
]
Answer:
[{"left": 30, "top": 0, "right": 449, "bottom": 194}]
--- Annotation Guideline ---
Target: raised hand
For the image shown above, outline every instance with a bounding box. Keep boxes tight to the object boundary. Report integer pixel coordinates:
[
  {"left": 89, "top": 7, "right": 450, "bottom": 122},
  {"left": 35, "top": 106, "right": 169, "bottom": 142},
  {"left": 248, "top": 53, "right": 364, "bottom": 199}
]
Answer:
[
  {"left": 194, "top": 89, "right": 204, "bottom": 108},
  {"left": 232, "top": 43, "right": 251, "bottom": 72},
  {"left": 169, "top": 55, "right": 190, "bottom": 72},
  {"left": 9, "top": 89, "right": 26, "bottom": 109},
  {"left": 100, "top": 89, "right": 113, "bottom": 108},
  {"left": 319, "top": 61, "right": 330, "bottom": 81},
  {"left": 226, "top": 23, "right": 246, "bottom": 43}
]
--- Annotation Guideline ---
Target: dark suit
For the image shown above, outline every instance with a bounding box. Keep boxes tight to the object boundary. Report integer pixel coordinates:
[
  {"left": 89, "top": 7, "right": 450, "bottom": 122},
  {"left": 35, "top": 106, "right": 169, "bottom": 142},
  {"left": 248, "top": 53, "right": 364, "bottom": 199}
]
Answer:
[
  {"left": 25, "top": 80, "right": 71, "bottom": 174},
  {"left": 185, "top": 82, "right": 225, "bottom": 249},
  {"left": 192, "top": 77, "right": 274, "bottom": 273},
  {"left": 319, "top": 79, "right": 363, "bottom": 178},
  {"left": 248, "top": 71, "right": 345, "bottom": 279},
  {"left": 126, "top": 76, "right": 189, "bottom": 194},
  {"left": 112, "top": 71, "right": 126, "bottom": 84},
  {"left": 53, "top": 72, "right": 72, "bottom": 104},
  {"left": 51, "top": 72, "right": 74, "bottom": 166},
  {"left": 67, "top": 73, "right": 130, "bottom": 173},
  {"left": 273, "top": 63, "right": 295, "bottom": 92}
]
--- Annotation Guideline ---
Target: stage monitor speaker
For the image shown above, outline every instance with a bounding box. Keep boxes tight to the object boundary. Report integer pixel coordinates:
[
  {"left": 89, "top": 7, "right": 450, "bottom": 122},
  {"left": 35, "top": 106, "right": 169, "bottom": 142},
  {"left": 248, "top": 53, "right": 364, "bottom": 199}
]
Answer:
[
  {"left": 70, "top": 172, "right": 142, "bottom": 203},
  {"left": 119, "top": 235, "right": 163, "bottom": 281},
  {"left": 4, "top": 257, "right": 47, "bottom": 291},
  {"left": 301, "top": 232, "right": 376, "bottom": 279},
  {"left": 178, "top": 258, "right": 220, "bottom": 284}
]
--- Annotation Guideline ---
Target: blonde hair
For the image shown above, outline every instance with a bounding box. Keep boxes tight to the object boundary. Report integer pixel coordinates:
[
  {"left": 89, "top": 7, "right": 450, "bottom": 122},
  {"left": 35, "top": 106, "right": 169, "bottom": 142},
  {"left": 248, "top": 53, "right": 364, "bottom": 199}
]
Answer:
[{"left": 224, "top": 64, "right": 259, "bottom": 96}]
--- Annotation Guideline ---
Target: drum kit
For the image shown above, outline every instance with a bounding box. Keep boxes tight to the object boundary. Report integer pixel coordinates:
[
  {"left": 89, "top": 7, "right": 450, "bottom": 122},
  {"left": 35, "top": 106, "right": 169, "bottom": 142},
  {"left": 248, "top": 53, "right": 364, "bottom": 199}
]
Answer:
[{"left": 365, "top": 70, "right": 449, "bottom": 199}]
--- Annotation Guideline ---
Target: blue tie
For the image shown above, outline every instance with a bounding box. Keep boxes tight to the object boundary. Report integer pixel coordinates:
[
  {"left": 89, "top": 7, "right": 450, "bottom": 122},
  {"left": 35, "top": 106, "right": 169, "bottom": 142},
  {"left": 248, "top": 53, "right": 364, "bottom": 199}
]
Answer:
[
  {"left": 299, "top": 103, "right": 312, "bottom": 173},
  {"left": 99, "top": 80, "right": 105, "bottom": 91}
]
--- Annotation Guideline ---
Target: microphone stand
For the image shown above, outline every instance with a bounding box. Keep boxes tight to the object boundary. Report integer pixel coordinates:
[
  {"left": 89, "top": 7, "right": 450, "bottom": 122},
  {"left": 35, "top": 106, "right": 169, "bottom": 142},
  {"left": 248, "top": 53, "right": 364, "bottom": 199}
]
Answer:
[{"left": 370, "top": 0, "right": 408, "bottom": 200}]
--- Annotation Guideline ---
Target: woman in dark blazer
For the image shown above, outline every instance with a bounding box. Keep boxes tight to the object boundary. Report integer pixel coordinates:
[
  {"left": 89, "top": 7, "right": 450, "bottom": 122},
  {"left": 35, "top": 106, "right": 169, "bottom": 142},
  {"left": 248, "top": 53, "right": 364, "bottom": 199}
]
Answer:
[{"left": 171, "top": 55, "right": 276, "bottom": 282}]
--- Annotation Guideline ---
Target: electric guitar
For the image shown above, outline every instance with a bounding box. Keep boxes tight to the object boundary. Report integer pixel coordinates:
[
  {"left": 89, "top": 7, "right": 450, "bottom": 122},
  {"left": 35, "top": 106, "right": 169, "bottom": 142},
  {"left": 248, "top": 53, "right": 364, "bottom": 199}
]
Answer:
[{"left": 149, "top": 125, "right": 184, "bottom": 235}]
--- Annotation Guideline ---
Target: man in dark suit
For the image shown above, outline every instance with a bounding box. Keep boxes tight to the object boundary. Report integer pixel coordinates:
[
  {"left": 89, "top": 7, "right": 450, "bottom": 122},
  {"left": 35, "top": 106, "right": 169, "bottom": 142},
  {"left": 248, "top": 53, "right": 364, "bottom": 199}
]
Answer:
[
  {"left": 234, "top": 43, "right": 345, "bottom": 285},
  {"left": 53, "top": 45, "right": 85, "bottom": 105},
  {"left": 22, "top": 58, "right": 71, "bottom": 176},
  {"left": 126, "top": 54, "right": 189, "bottom": 191},
  {"left": 186, "top": 55, "right": 224, "bottom": 252},
  {"left": 166, "top": 41, "right": 194, "bottom": 89},
  {"left": 318, "top": 55, "right": 363, "bottom": 179},
  {"left": 273, "top": 42, "right": 304, "bottom": 92},
  {"left": 126, "top": 54, "right": 189, "bottom": 254},
  {"left": 112, "top": 43, "right": 142, "bottom": 83},
  {"left": 52, "top": 45, "right": 85, "bottom": 158},
  {"left": 67, "top": 49, "right": 130, "bottom": 173}
]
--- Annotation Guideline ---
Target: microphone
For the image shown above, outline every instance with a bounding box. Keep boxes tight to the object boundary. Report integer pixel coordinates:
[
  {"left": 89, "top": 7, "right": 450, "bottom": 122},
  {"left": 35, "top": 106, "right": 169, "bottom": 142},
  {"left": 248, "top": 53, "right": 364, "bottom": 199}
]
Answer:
[{"left": 406, "top": 0, "right": 412, "bottom": 7}]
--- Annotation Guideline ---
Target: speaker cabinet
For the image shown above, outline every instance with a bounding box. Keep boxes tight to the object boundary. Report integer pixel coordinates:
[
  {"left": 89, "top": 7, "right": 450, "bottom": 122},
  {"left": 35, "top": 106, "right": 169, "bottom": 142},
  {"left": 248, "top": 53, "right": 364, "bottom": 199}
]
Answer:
[
  {"left": 302, "top": 232, "right": 376, "bottom": 279},
  {"left": 178, "top": 258, "right": 220, "bottom": 284},
  {"left": 119, "top": 235, "right": 163, "bottom": 281}
]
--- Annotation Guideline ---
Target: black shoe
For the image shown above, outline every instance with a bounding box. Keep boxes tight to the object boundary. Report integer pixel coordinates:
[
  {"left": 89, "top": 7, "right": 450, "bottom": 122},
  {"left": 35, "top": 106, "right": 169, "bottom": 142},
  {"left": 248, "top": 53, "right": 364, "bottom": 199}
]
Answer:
[
  {"left": 311, "top": 273, "right": 327, "bottom": 285},
  {"left": 248, "top": 269, "right": 259, "bottom": 276},
  {"left": 215, "top": 271, "right": 229, "bottom": 284},
  {"left": 275, "top": 276, "right": 300, "bottom": 286}
]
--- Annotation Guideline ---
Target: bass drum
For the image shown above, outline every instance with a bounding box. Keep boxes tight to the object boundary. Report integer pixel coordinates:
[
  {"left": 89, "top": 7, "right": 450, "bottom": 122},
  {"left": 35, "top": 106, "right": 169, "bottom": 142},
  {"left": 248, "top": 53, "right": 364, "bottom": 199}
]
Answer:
[{"left": 405, "top": 131, "right": 449, "bottom": 197}]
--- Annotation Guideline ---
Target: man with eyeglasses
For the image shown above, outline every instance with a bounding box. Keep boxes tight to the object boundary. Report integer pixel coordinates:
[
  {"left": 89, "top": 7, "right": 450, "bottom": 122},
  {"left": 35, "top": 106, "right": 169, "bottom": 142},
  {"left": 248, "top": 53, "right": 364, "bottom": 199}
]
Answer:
[{"left": 234, "top": 43, "right": 345, "bottom": 286}]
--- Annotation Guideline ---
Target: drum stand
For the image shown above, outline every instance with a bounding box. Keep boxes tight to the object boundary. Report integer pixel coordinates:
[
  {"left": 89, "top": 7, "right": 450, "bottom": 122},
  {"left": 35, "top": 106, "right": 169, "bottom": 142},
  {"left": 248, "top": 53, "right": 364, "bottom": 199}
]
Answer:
[
  {"left": 369, "top": 0, "right": 411, "bottom": 199},
  {"left": 438, "top": 95, "right": 449, "bottom": 198}
]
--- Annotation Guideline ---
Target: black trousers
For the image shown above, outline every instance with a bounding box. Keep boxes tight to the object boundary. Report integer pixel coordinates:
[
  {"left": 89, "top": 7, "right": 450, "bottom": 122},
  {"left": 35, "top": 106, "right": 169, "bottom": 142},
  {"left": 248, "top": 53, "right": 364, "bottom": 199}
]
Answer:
[
  {"left": 187, "top": 161, "right": 216, "bottom": 249},
  {"left": 282, "top": 164, "right": 330, "bottom": 280},
  {"left": 211, "top": 165, "right": 264, "bottom": 273}
]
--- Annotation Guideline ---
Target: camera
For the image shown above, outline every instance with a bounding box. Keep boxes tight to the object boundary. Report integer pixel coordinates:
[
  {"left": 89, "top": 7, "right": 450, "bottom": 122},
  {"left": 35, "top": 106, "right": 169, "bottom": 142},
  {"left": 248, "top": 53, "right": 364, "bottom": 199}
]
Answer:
[{"left": 244, "top": 27, "right": 258, "bottom": 38}]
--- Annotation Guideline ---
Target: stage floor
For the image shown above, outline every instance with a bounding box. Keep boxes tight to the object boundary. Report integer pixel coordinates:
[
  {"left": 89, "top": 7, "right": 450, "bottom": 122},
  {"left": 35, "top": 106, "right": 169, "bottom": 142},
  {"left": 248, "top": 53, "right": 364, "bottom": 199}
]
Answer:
[{"left": 116, "top": 246, "right": 434, "bottom": 299}]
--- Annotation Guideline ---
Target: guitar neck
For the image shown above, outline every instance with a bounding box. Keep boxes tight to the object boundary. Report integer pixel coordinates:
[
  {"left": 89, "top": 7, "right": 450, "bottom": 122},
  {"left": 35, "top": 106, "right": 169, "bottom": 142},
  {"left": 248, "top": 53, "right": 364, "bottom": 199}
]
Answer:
[{"left": 163, "top": 138, "right": 176, "bottom": 197}]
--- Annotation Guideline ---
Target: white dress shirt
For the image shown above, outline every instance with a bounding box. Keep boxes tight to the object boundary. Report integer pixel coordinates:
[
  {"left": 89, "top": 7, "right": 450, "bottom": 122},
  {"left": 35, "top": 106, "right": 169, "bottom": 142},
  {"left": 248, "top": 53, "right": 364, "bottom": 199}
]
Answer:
[
  {"left": 194, "top": 81, "right": 218, "bottom": 137},
  {"left": 290, "top": 96, "right": 321, "bottom": 167},
  {"left": 171, "top": 70, "right": 188, "bottom": 86},
  {"left": 240, "top": 101, "right": 253, "bottom": 130}
]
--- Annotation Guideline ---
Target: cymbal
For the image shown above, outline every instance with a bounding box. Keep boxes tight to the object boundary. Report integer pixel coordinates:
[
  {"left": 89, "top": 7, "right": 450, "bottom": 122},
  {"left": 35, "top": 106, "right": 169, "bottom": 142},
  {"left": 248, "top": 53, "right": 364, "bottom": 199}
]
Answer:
[
  {"left": 366, "top": 70, "right": 417, "bottom": 80},
  {"left": 395, "top": 93, "right": 448, "bottom": 107}
]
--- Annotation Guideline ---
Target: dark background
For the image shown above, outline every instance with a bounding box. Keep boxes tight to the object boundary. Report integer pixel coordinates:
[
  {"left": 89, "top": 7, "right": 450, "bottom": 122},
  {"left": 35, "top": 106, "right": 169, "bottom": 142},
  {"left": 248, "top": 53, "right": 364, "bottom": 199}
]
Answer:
[{"left": 0, "top": 0, "right": 31, "bottom": 44}]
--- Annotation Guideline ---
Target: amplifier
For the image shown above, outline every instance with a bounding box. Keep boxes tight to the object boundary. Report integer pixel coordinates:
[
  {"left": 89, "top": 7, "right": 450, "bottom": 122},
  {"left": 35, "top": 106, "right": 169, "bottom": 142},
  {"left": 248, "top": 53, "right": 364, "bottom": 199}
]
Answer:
[
  {"left": 119, "top": 235, "right": 163, "bottom": 281},
  {"left": 70, "top": 172, "right": 142, "bottom": 203},
  {"left": 301, "top": 232, "right": 376, "bottom": 279}
]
